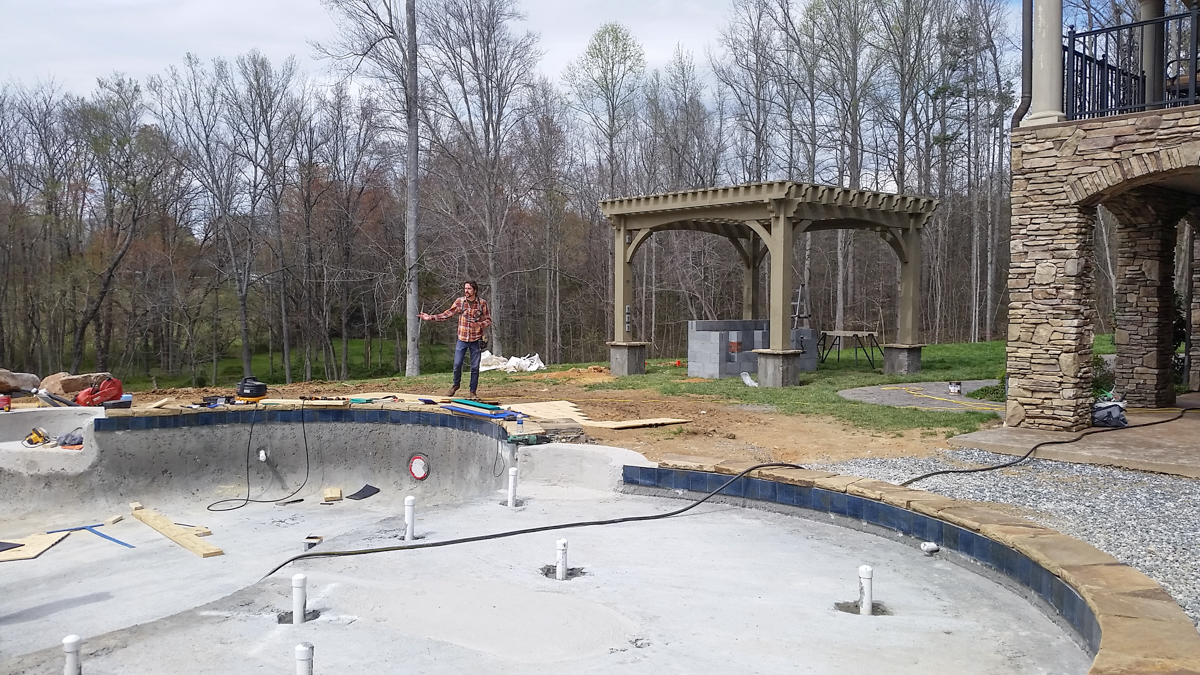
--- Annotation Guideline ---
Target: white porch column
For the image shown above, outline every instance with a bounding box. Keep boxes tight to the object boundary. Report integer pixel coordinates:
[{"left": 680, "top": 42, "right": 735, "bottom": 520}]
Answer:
[
  {"left": 1141, "top": 0, "right": 1166, "bottom": 108},
  {"left": 1024, "top": 0, "right": 1066, "bottom": 126}
]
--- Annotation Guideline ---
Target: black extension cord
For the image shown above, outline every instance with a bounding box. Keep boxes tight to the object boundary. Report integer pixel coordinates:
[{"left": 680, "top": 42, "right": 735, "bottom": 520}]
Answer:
[
  {"left": 262, "top": 461, "right": 806, "bottom": 578},
  {"left": 207, "top": 401, "right": 312, "bottom": 512},
  {"left": 900, "top": 406, "right": 1200, "bottom": 487}
]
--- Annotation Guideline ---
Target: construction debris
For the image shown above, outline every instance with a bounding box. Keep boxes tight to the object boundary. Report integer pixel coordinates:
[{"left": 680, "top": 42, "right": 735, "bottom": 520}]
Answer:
[
  {"left": 130, "top": 503, "right": 223, "bottom": 558},
  {"left": 0, "top": 532, "right": 70, "bottom": 562},
  {"left": 322, "top": 488, "right": 343, "bottom": 502}
]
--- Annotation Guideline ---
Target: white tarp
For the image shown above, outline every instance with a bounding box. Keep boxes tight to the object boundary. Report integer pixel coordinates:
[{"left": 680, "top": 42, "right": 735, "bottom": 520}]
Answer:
[{"left": 479, "top": 351, "right": 546, "bottom": 373}]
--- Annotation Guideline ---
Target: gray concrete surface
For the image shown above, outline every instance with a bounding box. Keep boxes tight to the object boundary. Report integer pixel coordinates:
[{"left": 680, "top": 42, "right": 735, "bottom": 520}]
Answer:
[
  {"left": 839, "top": 380, "right": 1003, "bottom": 412},
  {"left": 0, "top": 478, "right": 1090, "bottom": 674},
  {"left": 951, "top": 392, "right": 1200, "bottom": 479}
]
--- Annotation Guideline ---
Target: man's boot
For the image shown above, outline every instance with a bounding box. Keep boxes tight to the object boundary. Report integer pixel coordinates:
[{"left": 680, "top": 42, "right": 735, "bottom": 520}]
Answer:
[{"left": 446, "top": 385, "right": 458, "bottom": 397}]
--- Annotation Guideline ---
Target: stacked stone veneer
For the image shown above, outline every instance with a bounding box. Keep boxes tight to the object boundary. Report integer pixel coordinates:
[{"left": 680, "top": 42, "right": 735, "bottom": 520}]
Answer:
[{"left": 1010, "top": 108, "right": 1200, "bottom": 430}]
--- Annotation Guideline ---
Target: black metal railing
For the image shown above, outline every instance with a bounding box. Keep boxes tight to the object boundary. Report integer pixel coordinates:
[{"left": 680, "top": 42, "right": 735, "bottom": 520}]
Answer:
[{"left": 1065, "top": 8, "right": 1200, "bottom": 120}]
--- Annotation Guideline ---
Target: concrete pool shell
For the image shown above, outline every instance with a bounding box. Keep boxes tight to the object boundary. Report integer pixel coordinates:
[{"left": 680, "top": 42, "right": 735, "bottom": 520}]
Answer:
[{"left": 0, "top": 406, "right": 1196, "bottom": 674}]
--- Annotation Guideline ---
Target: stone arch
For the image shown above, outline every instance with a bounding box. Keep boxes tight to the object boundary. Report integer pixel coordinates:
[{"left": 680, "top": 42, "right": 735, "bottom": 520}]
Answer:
[{"left": 1065, "top": 146, "right": 1200, "bottom": 205}]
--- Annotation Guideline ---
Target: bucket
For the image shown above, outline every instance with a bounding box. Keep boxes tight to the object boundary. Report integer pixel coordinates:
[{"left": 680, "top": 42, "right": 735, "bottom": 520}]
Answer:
[{"left": 0, "top": 395, "right": 10, "bottom": 412}]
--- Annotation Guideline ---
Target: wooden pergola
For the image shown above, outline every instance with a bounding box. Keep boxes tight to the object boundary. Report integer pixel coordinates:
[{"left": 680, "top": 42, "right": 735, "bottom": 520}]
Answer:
[{"left": 599, "top": 181, "right": 939, "bottom": 383}]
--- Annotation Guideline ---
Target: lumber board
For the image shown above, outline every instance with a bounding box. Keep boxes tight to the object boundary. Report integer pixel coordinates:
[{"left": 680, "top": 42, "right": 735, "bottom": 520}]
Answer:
[
  {"left": 259, "top": 398, "right": 350, "bottom": 407},
  {"left": 130, "top": 505, "right": 223, "bottom": 558},
  {"left": 580, "top": 417, "right": 696, "bottom": 427},
  {"left": 0, "top": 532, "right": 70, "bottom": 562},
  {"left": 322, "top": 488, "right": 343, "bottom": 502},
  {"left": 145, "top": 398, "right": 172, "bottom": 409}
]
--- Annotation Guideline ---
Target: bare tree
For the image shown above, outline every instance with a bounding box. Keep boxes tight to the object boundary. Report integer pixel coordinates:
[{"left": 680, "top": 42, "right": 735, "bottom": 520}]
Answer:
[{"left": 421, "top": 0, "right": 538, "bottom": 358}]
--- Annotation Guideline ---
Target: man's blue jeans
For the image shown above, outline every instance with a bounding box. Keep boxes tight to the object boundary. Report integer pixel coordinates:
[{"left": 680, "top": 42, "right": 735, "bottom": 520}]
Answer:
[{"left": 452, "top": 339, "right": 483, "bottom": 393}]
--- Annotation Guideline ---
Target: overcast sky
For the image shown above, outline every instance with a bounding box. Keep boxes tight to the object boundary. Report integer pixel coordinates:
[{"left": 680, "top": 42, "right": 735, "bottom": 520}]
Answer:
[{"left": 0, "top": 0, "right": 730, "bottom": 94}]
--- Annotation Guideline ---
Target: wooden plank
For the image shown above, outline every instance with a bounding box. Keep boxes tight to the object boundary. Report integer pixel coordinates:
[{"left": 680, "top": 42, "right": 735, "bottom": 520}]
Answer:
[
  {"left": 145, "top": 398, "right": 172, "bottom": 409},
  {"left": 580, "top": 418, "right": 691, "bottom": 429},
  {"left": 130, "top": 505, "right": 223, "bottom": 558},
  {"left": 259, "top": 398, "right": 350, "bottom": 407},
  {"left": 322, "top": 488, "right": 343, "bottom": 502},
  {"left": 103, "top": 514, "right": 123, "bottom": 525},
  {"left": 0, "top": 532, "right": 70, "bottom": 562}
]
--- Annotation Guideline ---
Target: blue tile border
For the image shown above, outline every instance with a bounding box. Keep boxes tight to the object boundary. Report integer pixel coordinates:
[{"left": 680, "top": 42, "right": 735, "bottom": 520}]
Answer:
[
  {"left": 91, "top": 408, "right": 509, "bottom": 443},
  {"left": 622, "top": 466, "right": 1099, "bottom": 655}
]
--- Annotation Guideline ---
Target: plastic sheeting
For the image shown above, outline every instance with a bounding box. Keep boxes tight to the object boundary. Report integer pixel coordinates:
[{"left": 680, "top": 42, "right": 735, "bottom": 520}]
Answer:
[{"left": 479, "top": 351, "right": 546, "bottom": 373}]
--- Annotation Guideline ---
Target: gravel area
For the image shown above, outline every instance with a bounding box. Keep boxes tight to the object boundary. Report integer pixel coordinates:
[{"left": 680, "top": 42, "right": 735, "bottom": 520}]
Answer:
[{"left": 808, "top": 449, "right": 1200, "bottom": 630}]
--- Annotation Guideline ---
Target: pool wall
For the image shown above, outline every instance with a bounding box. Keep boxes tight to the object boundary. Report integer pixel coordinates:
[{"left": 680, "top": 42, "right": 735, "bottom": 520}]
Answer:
[{"left": 0, "top": 406, "right": 511, "bottom": 515}]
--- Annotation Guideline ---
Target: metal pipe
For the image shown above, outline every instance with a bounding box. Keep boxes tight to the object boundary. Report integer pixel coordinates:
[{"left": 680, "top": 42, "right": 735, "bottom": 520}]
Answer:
[
  {"left": 507, "top": 467, "right": 518, "bottom": 507},
  {"left": 295, "top": 642, "right": 314, "bottom": 675},
  {"left": 62, "top": 635, "right": 81, "bottom": 675},
  {"left": 1012, "top": 0, "right": 1034, "bottom": 127},
  {"left": 405, "top": 495, "right": 416, "bottom": 541},
  {"left": 292, "top": 573, "right": 307, "bottom": 625},
  {"left": 858, "top": 565, "right": 874, "bottom": 616},
  {"left": 556, "top": 538, "right": 568, "bottom": 580}
]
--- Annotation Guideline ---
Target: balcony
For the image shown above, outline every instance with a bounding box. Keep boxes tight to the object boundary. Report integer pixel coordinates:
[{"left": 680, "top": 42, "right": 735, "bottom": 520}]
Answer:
[{"left": 1065, "top": 7, "right": 1200, "bottom": 120}]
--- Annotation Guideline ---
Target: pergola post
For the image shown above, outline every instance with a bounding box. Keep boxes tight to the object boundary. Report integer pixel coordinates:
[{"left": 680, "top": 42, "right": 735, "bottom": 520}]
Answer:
[
  {"left": 884, "top": 222, "right": 924, "bottom": 375},
  {"left": 754, "top": 211, "right": 805, "bottom": 387},
  {"left": 609, "top": 218, "right": 647, "bottom": 375},
  {"left": 742, "top": 234, "right": 762, "bottom": 320}
]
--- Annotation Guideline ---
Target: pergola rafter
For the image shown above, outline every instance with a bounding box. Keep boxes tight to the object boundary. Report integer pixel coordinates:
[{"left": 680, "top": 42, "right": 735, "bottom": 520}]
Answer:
[{"left": 599, "top": 180, "right": 940, "bottom": 383}]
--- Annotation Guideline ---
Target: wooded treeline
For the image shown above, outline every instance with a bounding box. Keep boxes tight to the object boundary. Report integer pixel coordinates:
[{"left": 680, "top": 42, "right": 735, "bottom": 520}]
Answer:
[{"left": 2, "top": 0, "right": 1023, "bottom": 384}]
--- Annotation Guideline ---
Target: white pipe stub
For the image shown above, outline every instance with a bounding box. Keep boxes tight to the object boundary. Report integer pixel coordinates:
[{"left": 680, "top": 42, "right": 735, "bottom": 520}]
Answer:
[
  {"left": 507, "top": 467, "right": 519, "bottom": 507},
  {"left": 556, "top": 538, "right": 568, "bottom": 580},
  {"left": 858, "top": 565, "right": 874, "bottom": 616},
  {"left": 292, "top": 573, "right": 307, "bottom": 625},
  {"left": 295, "top": 642, "right": 314, "bottom": 675},
  {"left": 62, "top": 634, "right": 82, "bottom": 675},
  {"left": 404, "top": 495, "right": 416, "bottom": 541}
]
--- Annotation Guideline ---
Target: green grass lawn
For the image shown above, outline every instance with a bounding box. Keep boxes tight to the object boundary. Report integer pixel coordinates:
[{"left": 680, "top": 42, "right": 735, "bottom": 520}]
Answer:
[{"left": 581, "top": 340, "right": 1008, "bottom": 436}]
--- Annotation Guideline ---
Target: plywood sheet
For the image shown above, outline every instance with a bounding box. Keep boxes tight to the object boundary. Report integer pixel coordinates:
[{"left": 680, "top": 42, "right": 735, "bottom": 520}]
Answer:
[
  {"left": 0, "top": 532, "right": 70, "bottom": 562},
  {"left": 503, "top": 420, "right": 546, "bottom": 436}
]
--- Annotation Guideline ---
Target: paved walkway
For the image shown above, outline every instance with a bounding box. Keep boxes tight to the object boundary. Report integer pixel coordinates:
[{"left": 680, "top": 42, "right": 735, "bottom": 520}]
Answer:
[
  {"left": 838, "top": 380, "right": 1003, "bottom": 413},
  {"left": 951, "top": 393, "right": 1200, "bottom": 479}
]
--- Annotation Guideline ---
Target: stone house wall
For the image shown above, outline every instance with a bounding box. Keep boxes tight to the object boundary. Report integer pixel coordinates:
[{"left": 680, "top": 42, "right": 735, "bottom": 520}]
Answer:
[{"left": 1010, "top": 108, "right": 1200, "bottom": 431}]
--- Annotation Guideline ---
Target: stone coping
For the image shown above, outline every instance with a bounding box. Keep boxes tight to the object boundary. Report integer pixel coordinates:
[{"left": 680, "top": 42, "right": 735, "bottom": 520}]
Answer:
[
  {"left": 94, "top": 404, "right": 509, "bottom": 442},
  {"left": 625, "top": 457, "right": 1200, "bottom": 675}
]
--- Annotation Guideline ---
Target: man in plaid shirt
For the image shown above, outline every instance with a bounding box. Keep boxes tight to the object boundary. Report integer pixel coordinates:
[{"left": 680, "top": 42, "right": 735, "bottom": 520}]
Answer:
[{"left": 419, "top": 281, "right": 492, "bottom": 397}]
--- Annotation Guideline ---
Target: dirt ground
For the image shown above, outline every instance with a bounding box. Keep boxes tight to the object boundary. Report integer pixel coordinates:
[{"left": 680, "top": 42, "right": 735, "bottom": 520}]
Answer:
[{"left": 123, "top": 367, "right": 955, "bottom": 467}]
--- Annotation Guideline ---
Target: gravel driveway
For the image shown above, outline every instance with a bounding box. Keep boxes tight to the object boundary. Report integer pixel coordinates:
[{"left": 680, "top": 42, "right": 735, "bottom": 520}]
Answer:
[{"left": 808, "top": 448, "right": 1200, "bottom": 630}]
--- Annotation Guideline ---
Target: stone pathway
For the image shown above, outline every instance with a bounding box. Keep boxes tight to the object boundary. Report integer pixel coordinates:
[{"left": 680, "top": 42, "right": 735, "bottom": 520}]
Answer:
[{"left": 837, "top": 380, "right": 1002, "bottom": 412}]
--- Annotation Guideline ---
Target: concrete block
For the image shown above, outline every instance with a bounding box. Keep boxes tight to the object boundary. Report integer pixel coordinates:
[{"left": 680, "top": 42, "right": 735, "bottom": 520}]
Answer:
[
  {"left": 754, "top": 350, "right": 804, "bottom": 387},
  {"left": 609, "top": 343, "right": 648, "bottom": 376},
  {"left": 883, "top": 345, "right": 923, "bottom": 375}
]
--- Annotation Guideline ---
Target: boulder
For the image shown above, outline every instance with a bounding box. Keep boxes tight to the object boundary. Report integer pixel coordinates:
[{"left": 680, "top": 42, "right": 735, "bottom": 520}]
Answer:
[
  {"left": 0, "top": 369, "right": 41, "bottom": 394},
  {"left": 40, "top": 371, "right": 112, "bottom": 396}
]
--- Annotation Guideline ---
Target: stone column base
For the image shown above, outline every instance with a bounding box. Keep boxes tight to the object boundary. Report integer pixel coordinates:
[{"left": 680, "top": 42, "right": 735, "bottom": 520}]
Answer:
[
  {"left": 883, "top": 344, "right": 924, "bottom": 375},
  {"left": 607, "top": 342, "right": 649, "bottom": 376},
  {"left": 751, "top": 349, "right": 805, "bottom": 387}
]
